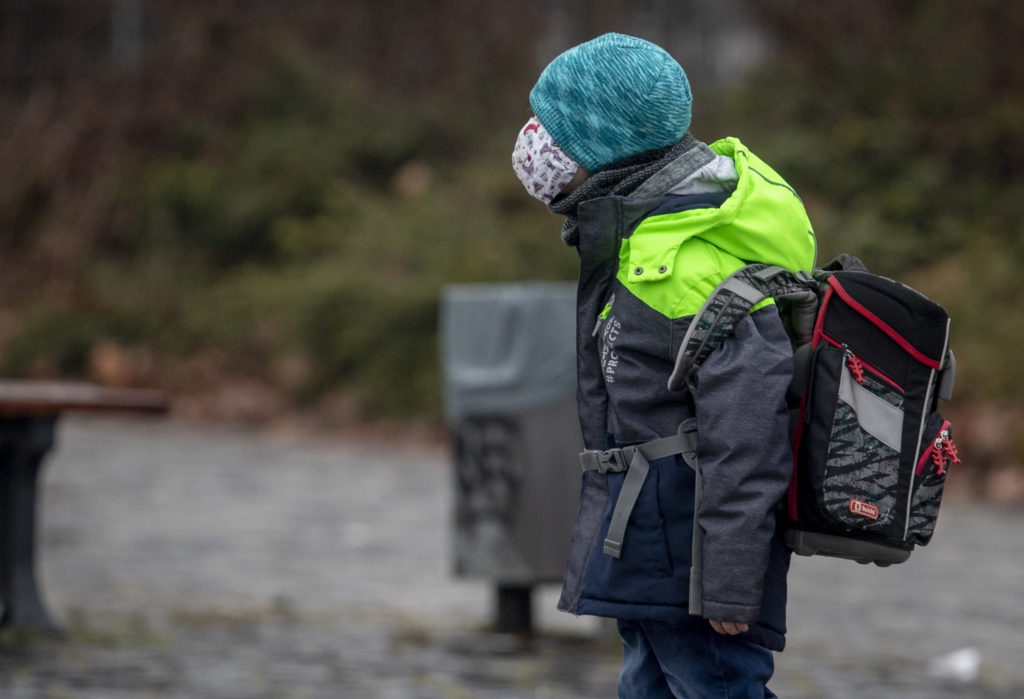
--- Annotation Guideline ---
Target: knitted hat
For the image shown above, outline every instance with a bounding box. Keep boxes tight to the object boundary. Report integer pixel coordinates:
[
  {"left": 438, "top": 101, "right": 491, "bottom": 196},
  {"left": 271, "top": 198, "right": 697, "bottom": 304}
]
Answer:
[{"left": 529, "top": 33, "right": 692, "bottom": 172}]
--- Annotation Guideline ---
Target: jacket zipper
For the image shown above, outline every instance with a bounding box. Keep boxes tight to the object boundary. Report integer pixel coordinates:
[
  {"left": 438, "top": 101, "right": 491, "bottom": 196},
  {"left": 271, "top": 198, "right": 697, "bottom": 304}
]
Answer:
[{"left": 592, "top": 294, "right": 616, "bottom": 337}]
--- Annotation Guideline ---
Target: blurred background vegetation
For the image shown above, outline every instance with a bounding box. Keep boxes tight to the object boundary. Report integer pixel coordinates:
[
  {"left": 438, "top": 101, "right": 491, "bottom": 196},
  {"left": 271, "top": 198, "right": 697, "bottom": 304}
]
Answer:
[{"left": 0, "top": 1, "right": 1021, "bottom": 478}]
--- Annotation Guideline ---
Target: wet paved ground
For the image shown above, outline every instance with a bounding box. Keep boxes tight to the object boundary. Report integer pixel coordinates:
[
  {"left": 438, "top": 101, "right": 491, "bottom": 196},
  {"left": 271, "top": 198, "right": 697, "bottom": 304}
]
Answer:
[{"left": 1, "top": 415, "right": 1023, "bottom": 698}]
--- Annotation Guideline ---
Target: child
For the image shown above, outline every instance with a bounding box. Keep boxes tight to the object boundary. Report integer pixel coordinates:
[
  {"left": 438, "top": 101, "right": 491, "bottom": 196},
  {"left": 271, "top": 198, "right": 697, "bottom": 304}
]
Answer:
[{"left": 512, "top": 33, "right": 816, "bottom": 698}]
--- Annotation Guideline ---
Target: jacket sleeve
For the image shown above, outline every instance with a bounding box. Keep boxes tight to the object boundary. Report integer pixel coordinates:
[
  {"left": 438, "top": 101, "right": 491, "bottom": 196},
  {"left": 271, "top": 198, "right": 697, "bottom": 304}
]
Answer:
[{"left": 692, "top": 306, "right": 793, "bottom": 623}]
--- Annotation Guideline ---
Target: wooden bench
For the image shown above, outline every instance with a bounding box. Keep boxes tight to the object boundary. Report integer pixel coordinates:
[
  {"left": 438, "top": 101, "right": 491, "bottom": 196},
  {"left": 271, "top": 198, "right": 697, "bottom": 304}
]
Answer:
[{"left": 0, "top": 380, "right": 169, "bottom": 633}]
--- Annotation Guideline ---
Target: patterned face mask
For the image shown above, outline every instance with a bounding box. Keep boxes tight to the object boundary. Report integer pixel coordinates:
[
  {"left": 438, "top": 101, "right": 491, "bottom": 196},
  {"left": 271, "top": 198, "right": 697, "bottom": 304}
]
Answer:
[{"left": 511, "top": 116, "right": 580, "bottom": 204}]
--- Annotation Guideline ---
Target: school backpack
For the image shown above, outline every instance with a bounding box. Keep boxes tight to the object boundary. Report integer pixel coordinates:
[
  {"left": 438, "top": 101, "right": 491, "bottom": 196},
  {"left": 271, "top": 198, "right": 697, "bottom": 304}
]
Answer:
[{"left": 667, "top": 254, "right": 958, "bottom": 566}]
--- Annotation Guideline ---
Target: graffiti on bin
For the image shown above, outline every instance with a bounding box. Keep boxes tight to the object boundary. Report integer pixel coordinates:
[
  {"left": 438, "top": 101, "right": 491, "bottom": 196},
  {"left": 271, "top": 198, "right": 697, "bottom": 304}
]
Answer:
[{"left": 454, "top": 417, "right": 522, "bottom": 525}]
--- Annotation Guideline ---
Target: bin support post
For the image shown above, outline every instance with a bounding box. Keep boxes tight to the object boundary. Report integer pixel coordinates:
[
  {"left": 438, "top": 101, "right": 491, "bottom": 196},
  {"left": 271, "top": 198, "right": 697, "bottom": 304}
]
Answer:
[
  {"left": 494, "top": 584, "right": 533, "bottom": 634},
  {"left": 0, "top": 416, "right": 60, "bottom": 633}
]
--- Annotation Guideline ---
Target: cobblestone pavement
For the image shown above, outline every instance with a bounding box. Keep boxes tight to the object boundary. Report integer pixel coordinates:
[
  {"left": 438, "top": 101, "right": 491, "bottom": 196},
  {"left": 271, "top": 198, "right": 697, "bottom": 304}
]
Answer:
[{"left": 0, "top": 415, "right": 1022, "bottom": 698}]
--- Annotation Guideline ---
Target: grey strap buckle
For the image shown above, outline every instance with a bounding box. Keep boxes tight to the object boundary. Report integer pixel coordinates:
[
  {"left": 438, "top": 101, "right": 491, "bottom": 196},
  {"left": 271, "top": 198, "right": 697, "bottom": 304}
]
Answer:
[
  {"left": 589, "top": 421, "right": 699, "bottom": 560},
  {"left": 578, "top": 421, "right": 699, "bottom": 560},
  {"left": 677, "top": 418, "right": 698, "bottom": 471},
  {"left": 579, "top": 448, "right": 630, "bottom": 474}
]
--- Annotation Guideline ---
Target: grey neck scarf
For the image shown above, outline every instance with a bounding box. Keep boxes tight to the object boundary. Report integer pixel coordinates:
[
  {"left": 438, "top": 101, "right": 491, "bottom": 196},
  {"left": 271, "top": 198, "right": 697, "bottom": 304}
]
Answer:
[{"left": 548, "top": 133, "right": 701, "bottom": 246}]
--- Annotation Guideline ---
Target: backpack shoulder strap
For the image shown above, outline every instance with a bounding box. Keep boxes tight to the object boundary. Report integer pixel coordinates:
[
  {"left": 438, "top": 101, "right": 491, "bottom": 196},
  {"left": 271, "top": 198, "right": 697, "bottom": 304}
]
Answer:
[{"left": 667, "top": 263, "right": 818, "bottom": 393}]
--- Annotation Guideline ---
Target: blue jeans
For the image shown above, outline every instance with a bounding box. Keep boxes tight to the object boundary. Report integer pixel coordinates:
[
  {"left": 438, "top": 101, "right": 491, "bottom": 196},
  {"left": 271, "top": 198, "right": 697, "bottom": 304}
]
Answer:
[{"left": 617, "top": 618, "right": 777, "bottom": 699}]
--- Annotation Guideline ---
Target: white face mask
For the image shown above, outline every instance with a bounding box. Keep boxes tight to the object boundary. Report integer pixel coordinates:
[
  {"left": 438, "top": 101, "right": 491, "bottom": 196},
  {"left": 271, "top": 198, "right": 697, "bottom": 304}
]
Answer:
[{"left": 511, "top": 117, "right": 580, "bottom": 204}]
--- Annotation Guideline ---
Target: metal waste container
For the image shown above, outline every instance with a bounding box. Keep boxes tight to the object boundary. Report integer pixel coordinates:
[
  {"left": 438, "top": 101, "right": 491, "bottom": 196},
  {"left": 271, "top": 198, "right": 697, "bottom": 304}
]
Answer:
[{"left": 440, "top": 282, "right": 582, "bottom": 632}]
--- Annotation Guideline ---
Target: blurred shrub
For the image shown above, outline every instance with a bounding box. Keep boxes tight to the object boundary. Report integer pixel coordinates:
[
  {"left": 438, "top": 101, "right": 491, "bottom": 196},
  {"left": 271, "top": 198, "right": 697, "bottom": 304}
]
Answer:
[
  {"left": 6, "top": 0, "right": 1018, "bottom": 447},
  {"left": 0, "top": 36, "right": 574, "bottom": 421},
  {"left": 725, "top": 0, "right": 1024, "bottom": 415}
]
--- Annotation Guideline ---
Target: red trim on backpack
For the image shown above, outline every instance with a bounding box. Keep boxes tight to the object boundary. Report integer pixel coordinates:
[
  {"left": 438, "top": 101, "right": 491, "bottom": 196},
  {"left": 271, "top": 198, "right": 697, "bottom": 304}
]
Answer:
[
  {"left": 827, "top": 276, "right": 942, "bottom": 369},
  {"left": 916, "top": 419, "right": 955, "bottom": 476},
  {"left": 820, "top": 334, "right": 839, "bottom": 349},
  {"left": 817, "top": 333, "right": 905, "bottom": 392},
  {"left": 810, "top": 284, "right": 834, "bottom": 349},
  {"left": 852, "top": 353, "right": 903, "bottom": 392}
]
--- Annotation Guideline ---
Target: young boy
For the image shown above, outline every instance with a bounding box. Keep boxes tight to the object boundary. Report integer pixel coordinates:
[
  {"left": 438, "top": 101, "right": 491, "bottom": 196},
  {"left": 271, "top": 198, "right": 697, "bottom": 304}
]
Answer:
[{"left": 512, "top": 33, "right": 816, "bottom": 698}]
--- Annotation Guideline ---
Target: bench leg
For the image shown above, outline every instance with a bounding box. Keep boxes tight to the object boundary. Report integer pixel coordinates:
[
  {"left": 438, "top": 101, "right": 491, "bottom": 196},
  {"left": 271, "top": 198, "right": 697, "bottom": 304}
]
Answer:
[{"left": 0, "top": 416, "right": 59, "bottom": 633}]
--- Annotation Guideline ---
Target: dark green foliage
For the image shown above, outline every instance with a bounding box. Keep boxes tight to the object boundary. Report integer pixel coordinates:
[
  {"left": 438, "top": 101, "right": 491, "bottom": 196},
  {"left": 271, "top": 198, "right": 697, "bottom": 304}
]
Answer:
[
  {"left": 3, "top": 1, "right": 1017, "bottom": 439},
  {"left": 0, "top": 33, "right": 574, "bottom": 420},
  {"left": 728, "top": 1, "right": 1024, "bottom": 408}
]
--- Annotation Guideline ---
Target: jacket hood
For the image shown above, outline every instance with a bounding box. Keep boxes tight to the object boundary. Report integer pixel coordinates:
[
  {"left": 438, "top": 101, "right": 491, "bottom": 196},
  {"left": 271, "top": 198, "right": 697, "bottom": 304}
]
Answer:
[{"left": 630, "top": 137, "right": 816, "bottom": 274}]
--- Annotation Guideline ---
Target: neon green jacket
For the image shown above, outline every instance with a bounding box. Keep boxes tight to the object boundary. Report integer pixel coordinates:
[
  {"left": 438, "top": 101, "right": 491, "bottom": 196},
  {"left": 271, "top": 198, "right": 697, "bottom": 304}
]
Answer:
[{"left": 619, "top": 137, "right": 815, "bottom": 319}]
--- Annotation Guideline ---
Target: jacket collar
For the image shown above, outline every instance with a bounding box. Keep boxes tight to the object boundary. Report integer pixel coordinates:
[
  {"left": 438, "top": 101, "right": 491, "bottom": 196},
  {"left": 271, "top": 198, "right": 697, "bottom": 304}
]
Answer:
[{"left": 630, "top": 140, "right": 719, "bottom": 199}]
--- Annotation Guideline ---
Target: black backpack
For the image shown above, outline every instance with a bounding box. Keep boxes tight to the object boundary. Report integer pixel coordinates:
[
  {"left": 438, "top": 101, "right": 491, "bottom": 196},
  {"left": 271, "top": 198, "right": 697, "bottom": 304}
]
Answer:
[{"left": 668, "top": 255, "right": 958, "bottom": 566}]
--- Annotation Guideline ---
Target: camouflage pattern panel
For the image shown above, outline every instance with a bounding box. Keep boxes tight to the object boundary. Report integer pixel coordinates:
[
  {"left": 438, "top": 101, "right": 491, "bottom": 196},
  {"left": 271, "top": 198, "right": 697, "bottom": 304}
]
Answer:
[{"left": 820, "top": 401, "right": 901, "bottom": 534}]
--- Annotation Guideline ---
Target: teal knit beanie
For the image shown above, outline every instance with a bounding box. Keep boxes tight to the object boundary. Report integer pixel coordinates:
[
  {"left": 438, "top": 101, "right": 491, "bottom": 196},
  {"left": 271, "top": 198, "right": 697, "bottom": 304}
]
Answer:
[{"left": 529, "top": 33, "right": 692, "bottom": 172}]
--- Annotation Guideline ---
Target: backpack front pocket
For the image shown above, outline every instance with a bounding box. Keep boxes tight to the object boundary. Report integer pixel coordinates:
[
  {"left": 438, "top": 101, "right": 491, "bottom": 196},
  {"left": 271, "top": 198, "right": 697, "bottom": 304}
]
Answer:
[
  {"left": 907, "top": 414, "right": 957, "bottom": 545},
  {"left": 805, "top": 344, "right": 906, "bottom": 535}
]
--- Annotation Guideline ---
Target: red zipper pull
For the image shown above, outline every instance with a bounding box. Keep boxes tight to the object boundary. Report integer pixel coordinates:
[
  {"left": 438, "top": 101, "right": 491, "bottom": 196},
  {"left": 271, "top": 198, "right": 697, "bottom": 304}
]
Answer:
[
  {"left": 942, "top": 432, "right": 961, "bottom": 466},
  {"left": 846, "top": 351, "right": 866, "bottom": 384},
  {"left": 931, "top": 445, "right": 948, "bottom": 475},
  {"left": 929, "top": 430, "right": 949, "bottom": 475}
]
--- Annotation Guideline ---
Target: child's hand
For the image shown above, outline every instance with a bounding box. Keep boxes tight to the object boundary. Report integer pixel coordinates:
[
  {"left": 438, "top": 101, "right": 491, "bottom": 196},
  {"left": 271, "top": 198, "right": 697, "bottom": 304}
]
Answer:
[{"left": 709, "top": 620, "right": 749, "bottom": 635}]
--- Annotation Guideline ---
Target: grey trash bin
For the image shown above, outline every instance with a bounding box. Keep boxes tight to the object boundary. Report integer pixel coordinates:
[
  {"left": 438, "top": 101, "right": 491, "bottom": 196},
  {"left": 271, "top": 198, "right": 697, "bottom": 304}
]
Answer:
[{"left": 440, "top": 282, "right": 583, "bottom": 633}]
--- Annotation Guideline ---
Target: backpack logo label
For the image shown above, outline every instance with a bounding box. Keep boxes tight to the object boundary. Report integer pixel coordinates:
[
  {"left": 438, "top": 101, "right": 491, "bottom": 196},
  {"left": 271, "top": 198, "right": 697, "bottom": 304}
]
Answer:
[{"left": 849, "top": 499, "right": 879, "bottom": 520}]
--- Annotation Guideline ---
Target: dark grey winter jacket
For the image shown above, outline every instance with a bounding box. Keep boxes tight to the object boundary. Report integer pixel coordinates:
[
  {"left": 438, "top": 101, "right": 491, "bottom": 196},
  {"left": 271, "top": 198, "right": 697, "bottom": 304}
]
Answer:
[{"left": 556, "top": 137, "right": 816, "bottom": 651}]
